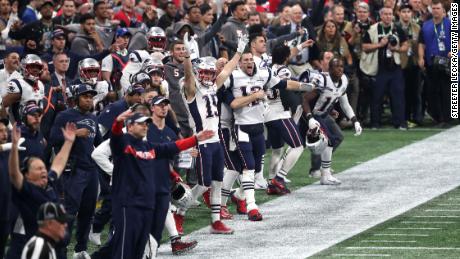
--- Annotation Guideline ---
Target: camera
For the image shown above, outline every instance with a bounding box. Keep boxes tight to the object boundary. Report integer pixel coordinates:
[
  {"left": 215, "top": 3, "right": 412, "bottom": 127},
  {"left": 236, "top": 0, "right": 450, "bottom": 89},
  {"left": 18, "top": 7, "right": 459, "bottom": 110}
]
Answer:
[
  {"left": 357, "top": 20, "right": 370, "bottom": 32},
  {"left": 388, "top": 35, "right": 398, "bottom": 47}
]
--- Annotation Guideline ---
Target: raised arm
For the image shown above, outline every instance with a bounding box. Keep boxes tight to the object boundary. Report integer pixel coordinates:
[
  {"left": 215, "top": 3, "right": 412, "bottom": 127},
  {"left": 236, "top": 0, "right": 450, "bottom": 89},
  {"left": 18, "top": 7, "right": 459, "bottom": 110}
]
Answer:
[
  {"left": 183, "top": 32, "right": 196, "bottom": 100},
  {"left": 216, "top": 35, "right": 248, "bottom": 88},
  {"left": 50, "top": 123, "right": 77, "bottom": 176},
  {"left": 8, "top": 123, "right": 25, "bottom": 190}
]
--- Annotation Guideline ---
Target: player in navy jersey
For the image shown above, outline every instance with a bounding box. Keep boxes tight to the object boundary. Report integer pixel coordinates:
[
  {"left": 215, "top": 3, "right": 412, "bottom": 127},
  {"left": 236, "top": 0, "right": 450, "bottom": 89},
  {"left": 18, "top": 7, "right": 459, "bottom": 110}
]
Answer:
[{"left": 302, "top": 58, "right": 362, "bottom": 185}]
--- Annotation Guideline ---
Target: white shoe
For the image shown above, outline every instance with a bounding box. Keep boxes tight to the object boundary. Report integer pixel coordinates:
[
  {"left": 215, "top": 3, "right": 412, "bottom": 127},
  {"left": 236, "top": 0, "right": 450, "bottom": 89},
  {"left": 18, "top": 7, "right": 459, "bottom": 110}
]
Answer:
[
  {"left": 309, "top": 170, "right": 321, "bottom": 178},
  {"left": 190, "top": 199, "right": 201, "bottom": 207},
  {"left": 320, "top": 175, "right": 341, "bottom": 185},
  {"left": 89, "top": 230, "right": 101, "bottom": 246},
  {"left": 254, "top": 173, "right": 268, "bottom": 190},
  {"left": 73, "top": 251, "right": 91, "bottom": 259},
  {"left": 282, "top": 176, "right": 291, "bottom": 183}
]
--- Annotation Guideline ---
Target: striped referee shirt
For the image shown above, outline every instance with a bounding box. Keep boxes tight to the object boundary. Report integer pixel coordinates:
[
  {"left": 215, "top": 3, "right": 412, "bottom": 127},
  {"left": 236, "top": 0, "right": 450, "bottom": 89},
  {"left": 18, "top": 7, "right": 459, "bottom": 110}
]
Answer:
[{"left": 21, "top": 233, "right": 57, "bottom": 259}]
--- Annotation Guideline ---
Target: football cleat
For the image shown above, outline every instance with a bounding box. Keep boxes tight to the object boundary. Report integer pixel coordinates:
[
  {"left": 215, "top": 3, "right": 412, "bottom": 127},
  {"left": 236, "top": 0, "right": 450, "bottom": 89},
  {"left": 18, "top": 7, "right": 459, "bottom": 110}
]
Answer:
[
  {"left": 266, "top": 182, "right": 289, "bottom": 195},
  {"left": 309, "top": 169, "right": 321, "bottom": 178},
  {"left": 247, "top": 209, "right": 263, "bottom": 221},
  {"left": 220, "top": 206, "right": 233, "bottom": 220},
  {"left": 202, "top": 188, "right": 211, "bottom": 209},
  {"left": 271, "top": 178, "right": 291, "bottom": 194},
  {"left": 254, "top": 173, "right": 268, "bottom": 190},
  {"left": 320, "top": 175, "right": 342, "bottom": 185},
  {"left": 230, "top": 193, "right": 247, "bottom": 214},
  {"left": 73, "top": 251, "right": 91, "bottom": 259},
  {"left": 173, "top": 213, "right": 184, "bottom": 235},
  {"left": 88, "top": 230, "right": 101, "bottom": 246},
  {"left": 171, "top": 239, "right": 198, "bottom": 255},
  {"left": 210, "top": 220, "right": 234, "bottom": 234}
]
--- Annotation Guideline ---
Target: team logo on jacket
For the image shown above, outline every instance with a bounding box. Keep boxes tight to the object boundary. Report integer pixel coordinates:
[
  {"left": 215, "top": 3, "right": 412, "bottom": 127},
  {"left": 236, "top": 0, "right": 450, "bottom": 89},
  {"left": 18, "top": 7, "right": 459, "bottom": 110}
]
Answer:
[{"left": 124, "top": 145, "right": 156, "bottom": 160}]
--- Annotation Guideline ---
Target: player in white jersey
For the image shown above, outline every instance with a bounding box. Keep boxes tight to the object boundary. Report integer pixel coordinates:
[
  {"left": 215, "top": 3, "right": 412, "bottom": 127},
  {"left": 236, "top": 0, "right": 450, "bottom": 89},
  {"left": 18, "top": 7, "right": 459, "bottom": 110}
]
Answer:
[
  {"left": 264, "top": 44, "right": 306, "bottom": 195},
  {"left": 226, "top": 51, "right": 315, "bottom": 221},
  {"left": 2, "top": 54, "right": 45, "bottom": 122},
  {"left": 172, "top": 32, "right": 248, "bottom": 234},
  {"left": 302, "top": 58, "right": 362, "bottom": 185},
  {"left": 77, "top": 58, "right": 114, "bottom": 114},
  {"left": 140, "top": 58, "right": 169, "bottom": 97}
]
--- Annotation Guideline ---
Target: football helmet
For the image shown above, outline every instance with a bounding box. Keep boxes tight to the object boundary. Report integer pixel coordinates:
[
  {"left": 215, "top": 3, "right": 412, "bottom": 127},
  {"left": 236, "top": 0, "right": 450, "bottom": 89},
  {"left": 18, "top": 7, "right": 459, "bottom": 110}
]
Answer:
[
  {"left": 141, "top": 58, "right": 164, "bottom": 77},
  {"left": 78, "top": 58, "right": 100, "bottom": 85},
  {"left": 171, "top": 182, "right": 194, "bottom": 209},
  {"left": 130, "top": 71, "right": 151, "bottom": 86},
  {"left": 193, "top": 56, "right": 217, "bottom": 87},
  {"left": 305, "top": 125, "right": 328, "bottom": 155},
  {"left": 21, "top": 54, "right": 43, "bottom": 82},
  {"left": 147, "top": 27, "right": 167, "bottom": 52}
]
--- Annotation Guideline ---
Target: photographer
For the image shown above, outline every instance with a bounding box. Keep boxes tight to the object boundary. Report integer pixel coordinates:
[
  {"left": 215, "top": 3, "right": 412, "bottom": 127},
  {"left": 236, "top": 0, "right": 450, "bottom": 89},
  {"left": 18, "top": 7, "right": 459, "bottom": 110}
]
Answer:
[
  {"left": 361, "top": 7, "right": 409, "bottom": 129},
  {"left": 418, "top": 0, "right": 452, "bottom": 127}
]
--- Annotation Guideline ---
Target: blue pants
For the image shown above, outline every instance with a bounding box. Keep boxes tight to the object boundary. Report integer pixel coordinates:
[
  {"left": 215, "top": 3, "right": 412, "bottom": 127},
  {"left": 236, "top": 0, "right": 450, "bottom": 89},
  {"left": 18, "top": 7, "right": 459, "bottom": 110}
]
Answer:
[
  {"left": 371, "top": 68, "right": 406, "bottom": 128},
  {"left": 219, "top": 128, "right": 242, "bottom": 172},
  {"left": 150, "top": 193, "right": 170, "bottom": 244},
  {"left": 265, "top": 118, "right": 303, "bottom": 149},
  {"left": 112, "top": 204, "right": 154, "bottom": 259},
  {"left": 195, "top": 142, "right": 225, "bottom": 186},
  {"left": 233, "top": 123, "right": 266, "bottom": 172},
  {"left": 93, "top": 172, "right": 112, "bottom": 233},
  {"left": 5, "top": 233, "right": 27, "bottom": 259},
  {"left": 61, "top": 167, "right": 99, "bottom": 253}
]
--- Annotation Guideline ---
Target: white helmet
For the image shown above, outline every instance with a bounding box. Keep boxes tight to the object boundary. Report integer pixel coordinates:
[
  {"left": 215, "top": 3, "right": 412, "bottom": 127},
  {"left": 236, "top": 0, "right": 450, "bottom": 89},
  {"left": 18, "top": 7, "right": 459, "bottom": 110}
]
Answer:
[
  {"left": 141, "top": 58, "right": 164, "bottom": 77},
  {"left": 142, "top": 234, "right": 157, "bottom": 259},
  {"left": 171, "top": 182, "right": 194, "bottom": 209},
  {"left": 305, "top": 126, "right": 329, "bottom": 155},
  {"left": 129, "top": 50, "right": 151, "bottom": 63},
  {"left": 78, "top": 58, "right": 100, "bottom": 85},
  {"left": 130, "top": 71, "right": 151, "bottom": 86},
  {"left": 21, "top": 54, "right": 43, "bottom": 82},
  {"left": 193, "top": 56, "right": 217, "bottom": 87},
  {"left": 146, "top": 27, "right": 167, "bottom": 52}
]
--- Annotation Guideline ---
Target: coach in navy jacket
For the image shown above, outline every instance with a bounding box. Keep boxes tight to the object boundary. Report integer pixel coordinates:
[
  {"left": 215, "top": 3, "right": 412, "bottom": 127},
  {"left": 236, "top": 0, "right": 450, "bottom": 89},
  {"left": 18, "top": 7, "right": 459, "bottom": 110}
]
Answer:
[{"left": 110, "top": 110, "right": 213, "bottom": 259}]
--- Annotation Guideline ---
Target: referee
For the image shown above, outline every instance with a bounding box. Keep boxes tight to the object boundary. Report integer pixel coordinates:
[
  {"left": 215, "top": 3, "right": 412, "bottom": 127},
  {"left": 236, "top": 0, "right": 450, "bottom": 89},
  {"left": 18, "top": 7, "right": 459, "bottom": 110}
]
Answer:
[{"left": 21, "top": 202, "right": 72, "bottom": 259}]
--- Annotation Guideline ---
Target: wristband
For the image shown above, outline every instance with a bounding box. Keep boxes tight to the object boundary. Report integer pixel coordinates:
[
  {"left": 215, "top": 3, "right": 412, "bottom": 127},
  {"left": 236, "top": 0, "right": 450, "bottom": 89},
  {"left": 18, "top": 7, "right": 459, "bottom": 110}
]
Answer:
[{"left": 351, "top": 116, "right": 358, "bottom": 123}]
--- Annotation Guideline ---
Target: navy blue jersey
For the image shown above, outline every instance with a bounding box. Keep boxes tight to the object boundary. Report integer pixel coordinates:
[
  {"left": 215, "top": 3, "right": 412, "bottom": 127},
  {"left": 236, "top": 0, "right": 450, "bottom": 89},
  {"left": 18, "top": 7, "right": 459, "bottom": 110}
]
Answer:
[
  {"left": 50, "top": 108, "right": 102, "bottom": 170},
  {"left": 12, "top": 171, "right": 58, "bottom": 238},
  {"left": 0, "top": 152, "right": 11, "bottom": 221},
  {"left": 98, "top": 99, "right": 130, "bottom": 138},
  {"left": 19, "top": 125, "right": 46, "bottom": 162},
  {"left": 147, "top": 123, "right": 178, "bottom": 194}
]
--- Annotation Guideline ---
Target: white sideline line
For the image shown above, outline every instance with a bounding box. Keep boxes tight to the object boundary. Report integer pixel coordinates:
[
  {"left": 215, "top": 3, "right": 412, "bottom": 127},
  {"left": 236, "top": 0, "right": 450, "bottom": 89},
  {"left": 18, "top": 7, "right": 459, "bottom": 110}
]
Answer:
[
  {"left": 425, "top": 209, "right": 460, "bottom": 212},
  {"left": 346, "top": 247, "right": 460, "bottom": 251},
  {"left": 373, "top": 234, "right": 429, "bottom": 237},
  {"left": 332, "top": 254, "right": 390, "bottom": 257},
  {"left": 413, "top": 215, "right": 460, "bottom": 218},
  {"left": 387, "top": 227, "right": 440, "bottom": 230},
  {"left": 401, "top": 221, "right": 456, "bottom": 224},
  {"left": 361, "top": 240, "right": 417, "bottom": 243}
]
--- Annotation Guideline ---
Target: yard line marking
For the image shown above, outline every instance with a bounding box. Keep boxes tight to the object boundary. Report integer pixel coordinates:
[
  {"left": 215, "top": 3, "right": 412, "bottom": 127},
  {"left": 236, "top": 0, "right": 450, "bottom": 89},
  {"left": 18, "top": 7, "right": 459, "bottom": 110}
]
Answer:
[
  {"left": 332, "top": 254, "right": 391, "bottom": 257},
  {"left": 346, "top": 247, "right": 460, "bottom": 251},
  {"left": 425, "top": 209, "right": 460, "bottom": 212},
  {"left": 373, "top": 234, "right": 429, "bottom": 237},
  {"left": 401, "top": 221, "right": 456, "bottom": 224},
  {"left": 387, "top": 227, "right": 441, "bottom": 230},
  {"left": 413, "top": 215, "right": 460, "bottom": 218},
  {"left": 361, "top": 240, "right": 417, "bottom": 243}
]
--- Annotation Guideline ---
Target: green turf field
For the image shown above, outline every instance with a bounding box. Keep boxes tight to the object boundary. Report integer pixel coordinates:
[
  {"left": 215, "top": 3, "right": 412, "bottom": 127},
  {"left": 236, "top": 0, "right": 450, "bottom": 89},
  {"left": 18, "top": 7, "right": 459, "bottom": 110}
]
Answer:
[
  {"left": 310, "top": 186, "right": 460, "bottom": 258},
  {"left": 73, "top": 127, "right": 444, "bottom": 256}
]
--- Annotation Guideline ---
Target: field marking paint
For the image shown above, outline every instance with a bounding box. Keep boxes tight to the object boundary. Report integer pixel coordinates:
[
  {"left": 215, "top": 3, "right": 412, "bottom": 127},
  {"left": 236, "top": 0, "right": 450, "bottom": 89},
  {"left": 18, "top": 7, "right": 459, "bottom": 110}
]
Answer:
[
  {"left": 332, "top": 254, "right": 390, "bottom": 257},
  {"left": 346, "top": 247, "right": 460, "bottom": 250},
  {"left": 401, "top": 221, "right": 456, "bottom": 224},
  {"left": 413, "top": 215, "right": 460, "bottom": 218},
  {"left": 387, "top": 227, "right": 440, "bottom": 230},
  {"left": 373, "top": 234, "right": 429, "bottom": 237},
  {"left": 361, "top": 240, "right": 417, "bottom": 243}
]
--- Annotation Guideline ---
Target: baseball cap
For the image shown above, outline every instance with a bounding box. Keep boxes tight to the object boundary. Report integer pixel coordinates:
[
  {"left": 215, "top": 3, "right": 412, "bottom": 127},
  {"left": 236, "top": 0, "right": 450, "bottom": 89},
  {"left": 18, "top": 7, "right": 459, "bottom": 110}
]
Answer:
[
  {"left": 73, "top": 84, "right": 98, "bottom": 97},
  {"left": 127, "top": 84, "right": 145, "bottom": 95},
  {"left": 151, "top": 96, "right": 170, "bottom": 106},
  {"left": 22, "top": 102, "right": 43, "bottom": 116},
  {"left": 116, "top": 27, "right": 132, "bottom": 38},
  {"left": 52, "top": 29, "right": 65, "bottom": 39},
  {"left": 399, "top": 2, "right": 412, "bottom": 10},
  {"left": 126, "top": 113, "right": 152, "bottom": 125},
  {"left": 37, "top": 202, "right": 73, "bottom": 224},
  {"left": 40, "top": 0, "right": 54, "bottom": 10}
]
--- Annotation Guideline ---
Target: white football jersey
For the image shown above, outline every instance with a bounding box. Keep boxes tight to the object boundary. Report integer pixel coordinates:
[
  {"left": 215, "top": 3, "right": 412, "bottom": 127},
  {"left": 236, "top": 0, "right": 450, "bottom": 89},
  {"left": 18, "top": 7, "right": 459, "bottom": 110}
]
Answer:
[
  {"left": 7, "top": 78, "right": 45, "bottom": 108},
  {"left": 312, "top": 72, "right": 348, "bottom": 117},
  {"left": 264, "top": 64, "right": 292, "bottom": 122},
  {"left": 182, "top": 78, "right": 220, "bottom": 144},
  {"left": 92, "top": 81, "right": 112, "bottom": 114},
  {"left": 226, "top": 65, "right": 280, "bottom": 125},
  {"left": 253, "top": 54, "right": 271, "bottom": 70}
]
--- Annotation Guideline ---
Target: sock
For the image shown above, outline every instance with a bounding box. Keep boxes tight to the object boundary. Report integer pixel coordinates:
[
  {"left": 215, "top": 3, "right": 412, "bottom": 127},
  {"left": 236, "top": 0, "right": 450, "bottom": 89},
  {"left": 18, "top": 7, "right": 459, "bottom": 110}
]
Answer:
[
  {"left": 320, "top": 146, "right": 333, "bottom": 177},
  {"left": 233, "top": 174, "right": 245, "bottom": 200},
  {"left": 269, "top": 148, "right": 284, "bottom": 179},
  {"left": 210, "top": 181, "right": 222, "bottom": 223},
  {"left": 221, "top": 169, "right": 239, "bottom": 206},
  {"left": 276, "top": 146, "right": 303, "bottom": 179},
  {"left": 241, "top": 170, "right": 257, "bottom": 211},
  {"left": 165, "top": 204, "right": 179, "bottom": 240},
  {"left": 257, "top": 154, "right": 265, "bottom": 177},
  {"left": 191, "top": 184, "right": 208, "bottom": 201}
]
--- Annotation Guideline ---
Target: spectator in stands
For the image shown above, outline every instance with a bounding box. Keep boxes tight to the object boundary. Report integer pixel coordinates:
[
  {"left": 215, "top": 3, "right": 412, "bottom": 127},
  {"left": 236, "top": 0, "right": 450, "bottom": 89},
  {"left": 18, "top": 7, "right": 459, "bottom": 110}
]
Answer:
[
  {"left": 21, "top": 0, "right": 42, "bottom": 24},
  {"left": 221, "top": 0, "right": 248, "bottom": 57},
  {"left": 71, "top": 13, "right": 106, "bottom": 56},
  {"left": 0, "top": 51, "right": 21, "bottom": 99},
  {"left": 362, "top": 7, "right": 409, "bottom": 129},
  {"left": 418, "top": 0, "right": 452, "bottom": 126},
  {"left": 114, "top": 0, "right": 143, "bottom": 28},
  {"left": 248, "top": 12, "right": 261, "bottom": 26},
  {"left": 52, "top": 0, "right": 80, "bottom": 26},
  {"left": 157, "top": 0, "right": 178, "bottom": 30}
]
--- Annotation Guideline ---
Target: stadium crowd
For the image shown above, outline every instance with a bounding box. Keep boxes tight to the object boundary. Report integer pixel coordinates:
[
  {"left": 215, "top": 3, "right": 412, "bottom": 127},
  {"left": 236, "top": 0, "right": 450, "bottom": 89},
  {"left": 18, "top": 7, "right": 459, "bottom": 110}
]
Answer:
[{"left": 0, "top": 0, "right": 455, "bottom": 258}]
